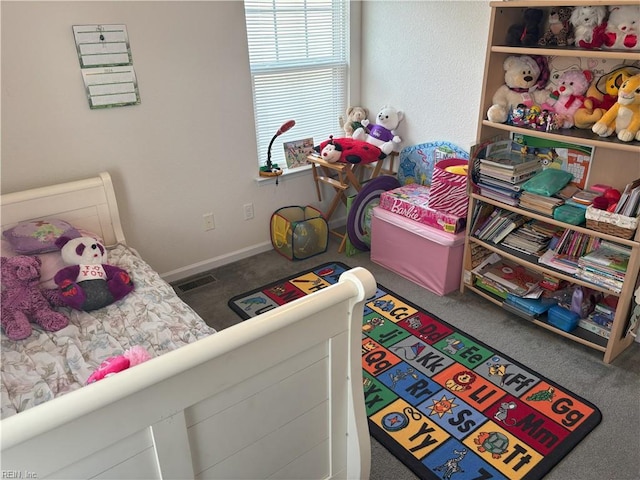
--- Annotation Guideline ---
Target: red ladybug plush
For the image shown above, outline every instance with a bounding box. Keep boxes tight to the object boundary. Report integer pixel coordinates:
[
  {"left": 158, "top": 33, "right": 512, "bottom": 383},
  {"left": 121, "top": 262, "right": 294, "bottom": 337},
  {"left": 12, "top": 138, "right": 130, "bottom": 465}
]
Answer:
[{"left": 315, "top": 136, "right": 387, "bottom": 164}]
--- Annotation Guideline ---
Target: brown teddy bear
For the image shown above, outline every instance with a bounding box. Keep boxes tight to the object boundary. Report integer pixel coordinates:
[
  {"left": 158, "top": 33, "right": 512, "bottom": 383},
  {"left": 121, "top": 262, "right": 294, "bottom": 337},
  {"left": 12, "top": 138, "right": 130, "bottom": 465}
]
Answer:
[
  {"left": 339, "top": 106, "right": 368, "bottom": 137},
  {"left": 1, "top": 255, "right": 68, "bottom": 340}
]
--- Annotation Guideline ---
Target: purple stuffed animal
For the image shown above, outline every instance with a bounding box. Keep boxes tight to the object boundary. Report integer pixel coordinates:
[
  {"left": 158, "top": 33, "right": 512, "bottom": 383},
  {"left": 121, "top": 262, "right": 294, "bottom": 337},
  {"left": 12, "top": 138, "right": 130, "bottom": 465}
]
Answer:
[{"left": 1, "top": 256, "right": 69, "bottom": 340}]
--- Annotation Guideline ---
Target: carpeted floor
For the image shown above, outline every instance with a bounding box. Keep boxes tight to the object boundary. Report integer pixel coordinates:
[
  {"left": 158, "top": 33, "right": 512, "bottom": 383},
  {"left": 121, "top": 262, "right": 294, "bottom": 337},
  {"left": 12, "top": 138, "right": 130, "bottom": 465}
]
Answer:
[{"left": 173, "top": 238, "right": 640, "bottom": 480}]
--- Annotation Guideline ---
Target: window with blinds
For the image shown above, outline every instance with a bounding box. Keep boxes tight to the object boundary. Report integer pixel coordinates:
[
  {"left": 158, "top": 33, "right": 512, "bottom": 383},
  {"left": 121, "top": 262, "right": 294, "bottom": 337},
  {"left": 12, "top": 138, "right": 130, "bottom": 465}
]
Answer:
[{"left": 244, "top": 0, "right": 349, "bottom": 171}]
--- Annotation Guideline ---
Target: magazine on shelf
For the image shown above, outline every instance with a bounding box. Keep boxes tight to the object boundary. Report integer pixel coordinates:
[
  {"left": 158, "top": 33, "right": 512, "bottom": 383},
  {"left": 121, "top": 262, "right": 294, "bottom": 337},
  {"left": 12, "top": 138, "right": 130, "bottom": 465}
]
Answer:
[{"left": 511, "top": 133, "right": 594, "bottom": 190}]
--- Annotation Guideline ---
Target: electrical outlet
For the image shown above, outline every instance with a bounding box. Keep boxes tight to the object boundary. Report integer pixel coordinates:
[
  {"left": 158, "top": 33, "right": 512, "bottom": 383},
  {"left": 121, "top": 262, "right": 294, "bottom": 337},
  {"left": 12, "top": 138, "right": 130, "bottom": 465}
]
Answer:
[
  {"left": 243, "top": 203, "right": 254, "bottom": 220},
  {"left": 203, "top": 213, "right": 215, "bottom": 231}
]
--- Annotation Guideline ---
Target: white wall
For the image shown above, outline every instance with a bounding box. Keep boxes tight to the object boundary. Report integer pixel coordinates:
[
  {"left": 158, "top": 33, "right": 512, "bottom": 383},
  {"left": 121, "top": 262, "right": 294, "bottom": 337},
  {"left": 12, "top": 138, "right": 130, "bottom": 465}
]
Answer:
[
  {"left": 1, "top": 1, "right": 490, "bottom": 280},
  {"left": 359, "top": 1, "right": 490, "bottom": 152}
]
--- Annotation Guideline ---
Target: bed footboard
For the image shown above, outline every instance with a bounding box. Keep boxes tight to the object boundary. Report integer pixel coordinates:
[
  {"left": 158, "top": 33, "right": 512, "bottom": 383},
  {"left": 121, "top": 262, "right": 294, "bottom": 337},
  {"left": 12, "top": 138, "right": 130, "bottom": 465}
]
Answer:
[{"left": 1, "top": 267, "right": 376, "bottom": 480}]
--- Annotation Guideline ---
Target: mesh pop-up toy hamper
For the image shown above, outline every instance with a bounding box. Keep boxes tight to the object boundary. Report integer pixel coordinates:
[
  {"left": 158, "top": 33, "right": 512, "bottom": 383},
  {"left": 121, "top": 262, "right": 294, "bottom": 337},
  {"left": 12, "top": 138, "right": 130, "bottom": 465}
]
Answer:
[{"left": 270, "top": 205, "right": 328, "bottom": 260}]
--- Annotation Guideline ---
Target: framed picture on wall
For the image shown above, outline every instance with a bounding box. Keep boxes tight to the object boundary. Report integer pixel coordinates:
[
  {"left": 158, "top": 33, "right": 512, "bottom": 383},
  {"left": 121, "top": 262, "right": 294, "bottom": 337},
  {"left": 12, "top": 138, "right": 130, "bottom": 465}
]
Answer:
[{"left": 283, "top": 138, "right": 314, "bottom": 170}]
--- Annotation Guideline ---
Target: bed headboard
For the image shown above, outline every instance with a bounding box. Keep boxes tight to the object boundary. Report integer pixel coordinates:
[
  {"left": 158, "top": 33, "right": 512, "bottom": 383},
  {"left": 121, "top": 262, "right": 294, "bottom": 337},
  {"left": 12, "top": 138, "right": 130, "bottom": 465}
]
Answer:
[{"left": 0, "top": 172, "right": 125, "bottom": 247}]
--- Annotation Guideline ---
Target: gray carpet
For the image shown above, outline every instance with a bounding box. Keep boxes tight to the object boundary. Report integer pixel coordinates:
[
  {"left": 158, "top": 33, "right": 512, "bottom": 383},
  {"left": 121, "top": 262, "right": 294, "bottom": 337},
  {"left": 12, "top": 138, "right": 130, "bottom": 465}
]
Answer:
[{"left": 173, "top": 238, "right": 640, "bottom": 480}]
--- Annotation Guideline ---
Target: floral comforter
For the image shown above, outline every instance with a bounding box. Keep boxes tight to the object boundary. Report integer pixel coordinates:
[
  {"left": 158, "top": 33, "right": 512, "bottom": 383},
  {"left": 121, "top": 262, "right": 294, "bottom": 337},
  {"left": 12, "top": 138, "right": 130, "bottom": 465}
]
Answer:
[{"left": 1, "top": 244, "right": 216, "bottom": 418}]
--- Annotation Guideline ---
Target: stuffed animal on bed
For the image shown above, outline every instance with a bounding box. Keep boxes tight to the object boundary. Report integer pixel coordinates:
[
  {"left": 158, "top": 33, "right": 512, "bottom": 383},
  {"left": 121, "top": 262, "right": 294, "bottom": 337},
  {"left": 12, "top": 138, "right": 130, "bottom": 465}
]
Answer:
[
  {"left": 54, "top": 236, "right": 134, "bottom": 311},
  {"left": 352, "top": 105, "right": 403, "bottom": 155},
  {"left": 86, "top": 345, "right": 152, "bottom": 384},
  {"left": 315, "top": 135, "right": 386, "bottom": 164},
  {"left": 1, "top": 255, "right": 69, "bottom": 340}
]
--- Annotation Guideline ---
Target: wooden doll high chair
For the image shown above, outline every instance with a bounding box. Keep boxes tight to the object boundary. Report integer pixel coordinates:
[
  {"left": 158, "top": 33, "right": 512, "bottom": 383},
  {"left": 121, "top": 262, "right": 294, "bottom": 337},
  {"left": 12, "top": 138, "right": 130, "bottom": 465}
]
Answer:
[{"left": 307, "top": 138, "right": 398, "bottom": 252}]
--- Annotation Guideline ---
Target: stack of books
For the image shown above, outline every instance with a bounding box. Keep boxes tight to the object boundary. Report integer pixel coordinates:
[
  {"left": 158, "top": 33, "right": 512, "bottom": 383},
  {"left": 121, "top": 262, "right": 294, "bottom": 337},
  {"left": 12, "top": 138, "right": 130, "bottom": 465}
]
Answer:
[
  {"left": 476, "top": 141, "right": 542, "bottom": 206},
  {"left": 519, "top": 191, "right": 564, "bottom": 216},
  {"left": 538, "top": 230, "right": 600, "bottom": 274},
  {"left": 475, "top": 257, "right": 544, "bottom": 298},
  {"left": 501, "top": 219, "right": 559, "bottom": 255},
  {"left": 474, "top": 209, "right": 526, "bottom": 243},
  {"left": 576, "top": 241, "right": 630, "bottom": 293}
]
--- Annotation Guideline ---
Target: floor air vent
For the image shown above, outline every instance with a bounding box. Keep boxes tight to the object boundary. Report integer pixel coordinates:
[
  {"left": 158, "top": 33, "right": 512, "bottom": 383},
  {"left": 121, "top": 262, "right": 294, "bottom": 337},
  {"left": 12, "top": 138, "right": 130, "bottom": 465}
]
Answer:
[{"left": 174, "top": 274, "right": 217, "bottom": 293}]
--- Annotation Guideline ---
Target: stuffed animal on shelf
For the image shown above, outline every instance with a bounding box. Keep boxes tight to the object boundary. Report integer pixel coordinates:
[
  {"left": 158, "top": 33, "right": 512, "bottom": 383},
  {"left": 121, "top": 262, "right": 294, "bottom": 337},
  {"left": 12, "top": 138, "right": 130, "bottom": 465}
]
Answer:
[
  {"left": 486, "top": 55, "right": 549, "bottom": 124},
  {"left": 574, "top": 66, "right": 640, "bottom": 129},
  {"left": 570, "top": 5, "right": 607, "bottom": 49},
  {"left": 541, "top": 69, "right": 592, "bottom": 129},
  {"left": 538, "top": 6, "right": 574, "bottom": 47},
  {"left": 1, "top": 255, "right": 69, "bottom": 340},
  {"left": 315, "top": 135, "right": 386, "bottom": 164},
  {"left": 506, "top": 8, "right": 544, "bottom": 46},
  {"left": 352, "top": 105, "right": 403, "bottom": 155},
  {"left": 86, "top": 345, "right": 152, "bottom": 384},
  {"left": 54, "top": 236, "right": 134, "bottom": 311},
  {"left": 601, "top": 5, "right": 640, "bottom": 51},
  {"left": 339, "top": 106, "right": 368, "bottom": 137},
  {"left": 592, "top": 73, "right": 640, "bottom": 142}
]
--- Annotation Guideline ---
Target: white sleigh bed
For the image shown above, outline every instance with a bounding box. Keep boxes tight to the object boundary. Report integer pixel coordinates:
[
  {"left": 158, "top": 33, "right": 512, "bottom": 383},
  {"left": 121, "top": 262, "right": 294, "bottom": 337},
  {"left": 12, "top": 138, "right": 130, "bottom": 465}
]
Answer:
[{"left": 1, "top": 172, "right": 374, "bottom": 479}]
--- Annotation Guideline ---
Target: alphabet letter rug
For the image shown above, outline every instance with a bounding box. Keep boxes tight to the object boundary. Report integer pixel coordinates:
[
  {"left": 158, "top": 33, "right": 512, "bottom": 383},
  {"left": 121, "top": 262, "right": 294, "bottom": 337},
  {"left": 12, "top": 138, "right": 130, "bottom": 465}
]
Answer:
[{"left": 228, "top": 262, "right": 601, "bottom": 480}]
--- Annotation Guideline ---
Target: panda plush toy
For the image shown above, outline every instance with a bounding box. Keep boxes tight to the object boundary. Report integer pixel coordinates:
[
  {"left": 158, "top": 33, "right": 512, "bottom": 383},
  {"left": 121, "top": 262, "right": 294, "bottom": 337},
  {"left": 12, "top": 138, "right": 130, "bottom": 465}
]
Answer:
[{"left": 54, "top": 236, "right": 134, "bottom": 311}]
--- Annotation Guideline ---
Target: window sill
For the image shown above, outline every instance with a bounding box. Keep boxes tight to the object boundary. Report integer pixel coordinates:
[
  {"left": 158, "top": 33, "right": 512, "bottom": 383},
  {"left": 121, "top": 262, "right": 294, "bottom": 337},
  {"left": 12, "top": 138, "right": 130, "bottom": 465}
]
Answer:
[{"left": 254, "top": 164, "right": 313, "bottom": 184}]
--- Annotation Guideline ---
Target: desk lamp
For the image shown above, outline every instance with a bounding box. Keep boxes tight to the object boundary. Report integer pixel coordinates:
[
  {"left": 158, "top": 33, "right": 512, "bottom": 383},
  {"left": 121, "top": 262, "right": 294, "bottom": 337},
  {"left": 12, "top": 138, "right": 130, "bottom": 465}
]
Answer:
[{"left": 260, "top": 120, "right": 296, "bottom": 183}]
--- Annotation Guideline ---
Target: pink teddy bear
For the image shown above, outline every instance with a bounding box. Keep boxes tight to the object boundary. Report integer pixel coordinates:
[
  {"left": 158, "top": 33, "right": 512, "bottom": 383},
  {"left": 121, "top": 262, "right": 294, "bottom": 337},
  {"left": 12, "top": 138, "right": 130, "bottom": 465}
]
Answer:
[
  {"left": 1, "top": 255, "right": 68, "bottom": 340},
  {"left": 542, "top": 69, "right": 593, "bottom": 128}
]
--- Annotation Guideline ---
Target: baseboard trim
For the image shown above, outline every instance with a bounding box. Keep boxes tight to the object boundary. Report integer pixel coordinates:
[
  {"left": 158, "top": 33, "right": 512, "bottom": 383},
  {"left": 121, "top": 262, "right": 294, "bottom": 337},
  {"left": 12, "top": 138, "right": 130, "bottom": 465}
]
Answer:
[
  {"left": 160, "top": 241, "right": 273, "bottom": 283},
  {"left": 160, "top": 216, "right": 347, "bottom": 283}
]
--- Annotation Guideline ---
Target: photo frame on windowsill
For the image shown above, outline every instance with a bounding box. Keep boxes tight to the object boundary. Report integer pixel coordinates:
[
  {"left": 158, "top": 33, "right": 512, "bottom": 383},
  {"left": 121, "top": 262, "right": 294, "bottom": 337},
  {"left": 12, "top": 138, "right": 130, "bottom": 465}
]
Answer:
[{"left": 283, "top": 138, "right": 314, "bottom": 170}]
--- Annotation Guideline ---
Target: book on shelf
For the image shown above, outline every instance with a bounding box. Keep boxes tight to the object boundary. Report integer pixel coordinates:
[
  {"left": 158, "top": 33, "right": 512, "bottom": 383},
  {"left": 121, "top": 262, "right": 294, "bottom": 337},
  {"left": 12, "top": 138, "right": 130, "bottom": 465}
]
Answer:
[
  {"left": 492, "top": 213, "right": 527, "bottom": 244},
  {"left": 478, "top": 175, "right": 527, "bottom": 192},
  {"left": 579, "top": 241, "right": 631, "bottom": 273},
  {"left": 479, "top": 139, "right": 542, "bottom": 172},
  {"left": 479, "top": 188, "right": 521, "bottom": 206},
  {"left": 519, "top": 191, "right": 564, "bottom": 216},
  {"left": 614, "top": 178, "right": 640, "bottom": 215},
  {"left": 510, "top": 133, "right": 594, "bottom": 190},
  {"left": 479, "top": 165, "right": 541, "bottom": 184},
  {"left": 538, "top": 249, "right": 579, "bottom": 275},
  {"left": 477, "top": 257, "right": 543, "bottom": 297},
  {"left": 471, "top": 204, "right": 499, "bottom": 237},
  {"left": 577, "top": 316, "right": 611, "bottom": 339},
  {"left": 501, "top": 220, "right": 555, "bottom": 255}
]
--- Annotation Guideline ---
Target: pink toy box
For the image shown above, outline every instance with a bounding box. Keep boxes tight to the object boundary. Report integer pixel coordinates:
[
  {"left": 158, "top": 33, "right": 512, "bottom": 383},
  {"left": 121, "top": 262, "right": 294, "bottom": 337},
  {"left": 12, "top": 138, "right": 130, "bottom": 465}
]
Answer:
[
  {"left": 378, "top": 183, "right": 466, "bottom": 233},
  {"left": 370, "top": 207, "right": 465, "bottom": 296}
]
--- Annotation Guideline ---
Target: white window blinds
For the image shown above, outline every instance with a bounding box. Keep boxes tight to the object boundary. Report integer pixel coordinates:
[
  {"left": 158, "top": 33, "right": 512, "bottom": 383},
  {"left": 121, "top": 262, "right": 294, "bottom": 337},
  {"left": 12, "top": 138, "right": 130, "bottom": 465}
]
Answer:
[{"left": 244, "top": 0, "right": 349, "bottom": 170}]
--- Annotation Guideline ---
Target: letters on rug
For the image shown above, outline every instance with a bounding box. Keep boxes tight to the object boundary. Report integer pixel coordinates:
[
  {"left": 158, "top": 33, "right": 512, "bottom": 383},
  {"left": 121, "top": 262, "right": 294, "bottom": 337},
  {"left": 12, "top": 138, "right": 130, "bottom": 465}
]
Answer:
[{"left": 229, "top": 262, "right": 601, "bottom": 480}]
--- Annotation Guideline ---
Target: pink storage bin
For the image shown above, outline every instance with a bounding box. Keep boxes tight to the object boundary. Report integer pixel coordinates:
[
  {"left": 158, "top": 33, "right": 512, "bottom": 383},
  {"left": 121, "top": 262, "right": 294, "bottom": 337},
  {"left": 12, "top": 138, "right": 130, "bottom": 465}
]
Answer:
[{"left": 370, "top": 207, "right": 464, "bottom": 296}]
